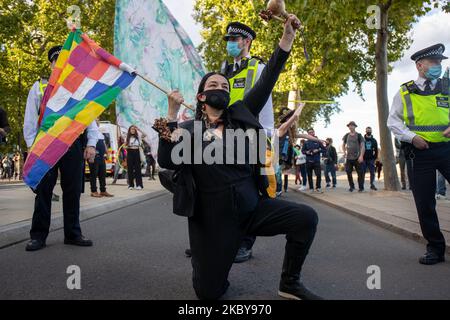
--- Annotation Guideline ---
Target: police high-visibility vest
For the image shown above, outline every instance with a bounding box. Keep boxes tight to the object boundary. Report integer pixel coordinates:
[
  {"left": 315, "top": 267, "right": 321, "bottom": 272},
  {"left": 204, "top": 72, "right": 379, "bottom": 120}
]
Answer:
[
  {"left": 37, "top": 80, "right": 48, "bottom": 114},
  {"left": 400, "top": 80, "right": 450, "bottom": 143},
  {"left": 229, "top": 58, "right": 260, "bottom": 105},
  {"left": 39, "top": 80, "right": 48, "bottom": 98}
]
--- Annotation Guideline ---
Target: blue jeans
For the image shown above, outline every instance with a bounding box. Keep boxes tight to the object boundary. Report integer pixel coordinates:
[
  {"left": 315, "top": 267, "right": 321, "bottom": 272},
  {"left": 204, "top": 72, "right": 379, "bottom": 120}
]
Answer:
[
  {"left": 437, "top": 171, "right": 446, "bottom": 196},
  {"left": 362, "top": 159, "right": 376, "bottom": 186},
  {"left": 324, "top": 163, "right": 337, "bottom": 186},
  {"left": 300, "top": 164, "right": 307, "bottom": 186},
  {"left": 275, "top": 164, "right": 282, "bottom": 193}
]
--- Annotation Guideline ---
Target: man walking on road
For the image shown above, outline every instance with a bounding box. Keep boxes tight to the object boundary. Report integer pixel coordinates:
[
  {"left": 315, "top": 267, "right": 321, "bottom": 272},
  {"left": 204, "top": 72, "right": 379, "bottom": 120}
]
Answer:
[
  {"left": 395, "top": 138, "right": 410, "bottom": 190},
  {"left": 342, "top": 121, "right": 365, "bottom": 192},
  {"left": 302, "top": 128, "right": 326, "bottom": 193},
  {"left": 324, "top": 138, "right": 337, "bottom": 188},
  {"left": 362, "top": 127, "right": 379, "bottom": 191}
]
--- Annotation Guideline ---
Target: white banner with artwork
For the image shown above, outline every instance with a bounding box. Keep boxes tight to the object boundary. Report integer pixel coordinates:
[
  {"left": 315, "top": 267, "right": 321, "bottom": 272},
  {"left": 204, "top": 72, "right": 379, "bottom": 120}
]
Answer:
[{"left": 114, "top": 0, "right": 205, "bottom": 157}]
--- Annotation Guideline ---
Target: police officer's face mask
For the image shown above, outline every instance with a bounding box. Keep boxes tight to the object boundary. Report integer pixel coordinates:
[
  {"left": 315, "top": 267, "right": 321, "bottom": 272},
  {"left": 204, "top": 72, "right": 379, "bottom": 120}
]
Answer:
[
  {"left": 199, "top": 90, "right": 230, "bottom": 111},
  {"left": 424, "top": 63, "right": 442, "bottom": 80},
  {"left": 226, "top": 41, "right": 243, "bottom": 58}
]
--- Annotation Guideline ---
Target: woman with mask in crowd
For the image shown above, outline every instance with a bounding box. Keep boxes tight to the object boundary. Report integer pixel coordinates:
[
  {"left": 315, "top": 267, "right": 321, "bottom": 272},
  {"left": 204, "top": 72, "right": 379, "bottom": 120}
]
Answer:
[{"left": 155, "top": 15, "right": 323, "bottom": 300}]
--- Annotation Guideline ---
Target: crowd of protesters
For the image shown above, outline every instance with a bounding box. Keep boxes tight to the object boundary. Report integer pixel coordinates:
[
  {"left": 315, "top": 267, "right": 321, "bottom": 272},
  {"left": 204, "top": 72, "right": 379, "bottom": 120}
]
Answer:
[{"left": 274, "top": 118, "right": 384, "bottom": 195}]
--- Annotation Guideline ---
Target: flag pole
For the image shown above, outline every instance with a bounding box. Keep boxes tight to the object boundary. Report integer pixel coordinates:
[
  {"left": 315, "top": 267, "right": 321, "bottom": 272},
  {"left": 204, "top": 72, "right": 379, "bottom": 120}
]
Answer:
[
  {"left": 288, "top": 100, "right": 336, "bottom": 104},
  {"left": 134, "top": 71, "right": 194, "bottom": 111}
]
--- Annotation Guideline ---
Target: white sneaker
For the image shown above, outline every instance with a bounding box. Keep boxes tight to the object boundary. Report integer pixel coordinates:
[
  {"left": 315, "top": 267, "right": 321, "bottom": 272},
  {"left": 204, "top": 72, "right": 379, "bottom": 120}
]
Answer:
[
  {"left": 315, "top": 188, "right": 324, "bottom": 194},
  {"left": 298, "top": 186, "right": 307, "bottom": 191},
  {"left": 135, "top": 186, "right": 143, "bottom": 190},
  {"left": 128, "top": 186, "right": 134, "bottom": 190},
  {"left": 436, "top": 194, "right": 447, "bottom": 200}
]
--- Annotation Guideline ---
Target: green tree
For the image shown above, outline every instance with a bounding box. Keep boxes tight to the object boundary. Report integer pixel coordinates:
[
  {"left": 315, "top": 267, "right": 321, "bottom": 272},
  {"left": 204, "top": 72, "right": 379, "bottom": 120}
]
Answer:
[
  {"left": 0, "top": 0, "right": 115, "bottom": 153},
  {"left": 193, "top": 0, "right": 448, "bottom": 190}
]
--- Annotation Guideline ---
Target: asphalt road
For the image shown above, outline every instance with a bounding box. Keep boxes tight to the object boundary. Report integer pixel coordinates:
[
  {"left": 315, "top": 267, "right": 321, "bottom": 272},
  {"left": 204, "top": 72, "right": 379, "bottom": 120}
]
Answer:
[{"left": 0, "top": 190, "right": 449, "bottom": 300}]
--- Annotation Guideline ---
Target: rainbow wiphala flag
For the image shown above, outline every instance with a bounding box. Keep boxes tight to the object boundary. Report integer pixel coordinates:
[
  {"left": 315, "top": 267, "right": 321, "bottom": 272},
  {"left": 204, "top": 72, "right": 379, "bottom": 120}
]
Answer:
[{"left": 23, "top": 29, "right": 136, "bottom": 189}]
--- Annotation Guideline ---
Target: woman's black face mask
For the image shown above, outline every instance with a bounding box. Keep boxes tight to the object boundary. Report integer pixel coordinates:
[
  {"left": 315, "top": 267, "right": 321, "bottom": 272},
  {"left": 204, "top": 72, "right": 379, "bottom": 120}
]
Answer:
[{"left": 199, "top": 89, "right": 230, "bottom": 110}]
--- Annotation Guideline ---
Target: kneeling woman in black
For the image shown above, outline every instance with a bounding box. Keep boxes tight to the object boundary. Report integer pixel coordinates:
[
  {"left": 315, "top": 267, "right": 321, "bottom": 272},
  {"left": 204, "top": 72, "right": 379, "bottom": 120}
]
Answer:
[{"left": 156, "top": 15, "right": 321, "bottom": 300}]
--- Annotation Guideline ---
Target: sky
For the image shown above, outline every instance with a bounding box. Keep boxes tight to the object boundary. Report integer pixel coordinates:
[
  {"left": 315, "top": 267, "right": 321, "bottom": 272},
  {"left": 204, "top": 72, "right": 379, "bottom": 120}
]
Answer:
[{"left": 164, "top": 0, "right": 450, "bottom": 151}]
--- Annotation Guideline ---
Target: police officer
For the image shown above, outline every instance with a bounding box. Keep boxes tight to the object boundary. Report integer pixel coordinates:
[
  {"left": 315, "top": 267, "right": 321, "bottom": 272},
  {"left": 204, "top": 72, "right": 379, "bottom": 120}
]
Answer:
[
  {"left": 387, "top": 43, "right": 450, "bottom": 265},
  {"left": 221, "top": 22, "right": 275, "bottom": 135},
  {"left": 23, "top": 46, "right": 99, "bottom": 251},
  {"left": 24, "top": 47, "right": 61, "bottom": 202},
  {"left": 223, "top": 22, "right": 276, "bottom": 262}
]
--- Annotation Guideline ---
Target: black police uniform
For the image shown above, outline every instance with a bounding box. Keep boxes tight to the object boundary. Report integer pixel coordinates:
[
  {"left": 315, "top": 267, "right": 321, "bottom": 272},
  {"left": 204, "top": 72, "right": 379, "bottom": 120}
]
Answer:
[
  {"left": 398, "top": 44, "right": 450, "bottom": 264},
  {"left": 27, "top": 46, "right": 93, "bottom": 248},
  {"left": 222, "top": 22, "right": 261, "bottom": 259}
]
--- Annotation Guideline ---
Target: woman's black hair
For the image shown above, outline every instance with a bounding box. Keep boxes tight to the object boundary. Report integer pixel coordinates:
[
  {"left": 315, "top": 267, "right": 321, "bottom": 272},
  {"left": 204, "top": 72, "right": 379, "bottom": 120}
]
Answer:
[
  {"left": 279, "top": 110, "right": 295, "bottom": 124},
  {"left": 195, "top": 72, "right": 230, "bottom": 120},
  {"left": 126, "top": 125, "right": 139, "bottom": 145}
]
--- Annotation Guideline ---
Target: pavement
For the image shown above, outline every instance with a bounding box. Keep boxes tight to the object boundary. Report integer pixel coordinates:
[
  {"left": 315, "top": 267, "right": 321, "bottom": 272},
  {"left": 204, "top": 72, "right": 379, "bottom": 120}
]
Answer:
[
  {"left": 0, "top": 192, "right": 449, "bottom": 300},
  {"left": 290, "top": 171, "right": 450, "bottom": 253},
  {"left": 0, "top": 177, "right": 166, "bottom": 248}
]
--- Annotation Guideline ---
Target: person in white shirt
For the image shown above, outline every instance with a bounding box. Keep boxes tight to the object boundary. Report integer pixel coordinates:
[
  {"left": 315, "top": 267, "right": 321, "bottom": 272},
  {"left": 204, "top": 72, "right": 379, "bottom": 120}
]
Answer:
[
  {"left": 89, "top": 120, "right": 114, "bottom": 198},
  {"left": 23, "top": 46, "right": 99, "bottom": 252},
  {"left": 124, "top": 125, "right": 146, "bottom": 190}
]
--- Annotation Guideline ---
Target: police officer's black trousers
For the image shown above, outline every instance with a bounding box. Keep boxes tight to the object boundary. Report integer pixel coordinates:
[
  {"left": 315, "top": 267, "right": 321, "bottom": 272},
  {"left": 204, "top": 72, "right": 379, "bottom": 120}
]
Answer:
[
  {"left": 408, "top": 142, "right": 450, "bottom": 255},
  {"left": 30, "top": 138, "right": 84, "bottom": 241},
  {"left": 89, "top": 157, "right": 106, "bottom": 193},
  {"left": 188, "top": 180, "right": 318, "bottom": 300}
]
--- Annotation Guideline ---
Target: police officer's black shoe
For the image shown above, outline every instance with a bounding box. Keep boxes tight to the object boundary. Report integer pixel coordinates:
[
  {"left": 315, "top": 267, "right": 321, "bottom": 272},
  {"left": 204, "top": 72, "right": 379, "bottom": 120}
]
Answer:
[
  {"left": 185, "top": 248, "right": 192, "bottom": 257},
  {"left": 64, "top": 236, "right": 93, "bottom": 247},
  {"left": 25, "top": 239, "right": 46, "bottom": 251},
  {"left": 278, "top": 278, "right": 323, "bottom": 300},
  {"left": 419, "top": 251, "right": 445, "bottom": 265},
  {"left": 234, "top": 247, "right": 252, "bottom": 263}
]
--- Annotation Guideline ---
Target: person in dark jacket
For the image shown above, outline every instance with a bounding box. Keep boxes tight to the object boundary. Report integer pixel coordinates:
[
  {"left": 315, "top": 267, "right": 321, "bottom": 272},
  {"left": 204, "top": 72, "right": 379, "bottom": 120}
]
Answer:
[
  {"left": 143, "top": 140, "right": 156, "bottom": 180},
  {"left": 362, "top": 127, "right": 379, "bottom": 191},
  {"left": 0, "top": 106, "right": 11, "bottom": 144},
  {"left": 324, "top": 138, "right": 337, "bottom": 188},
  {"left": 302, "top": 128, "right": 326, "bottom": 193},
  {"left": 394, "top": 138, "right": 410, "bottom": 190},
  {"left": 155, "top": 15, "right": 322, "bottom": 301}
]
